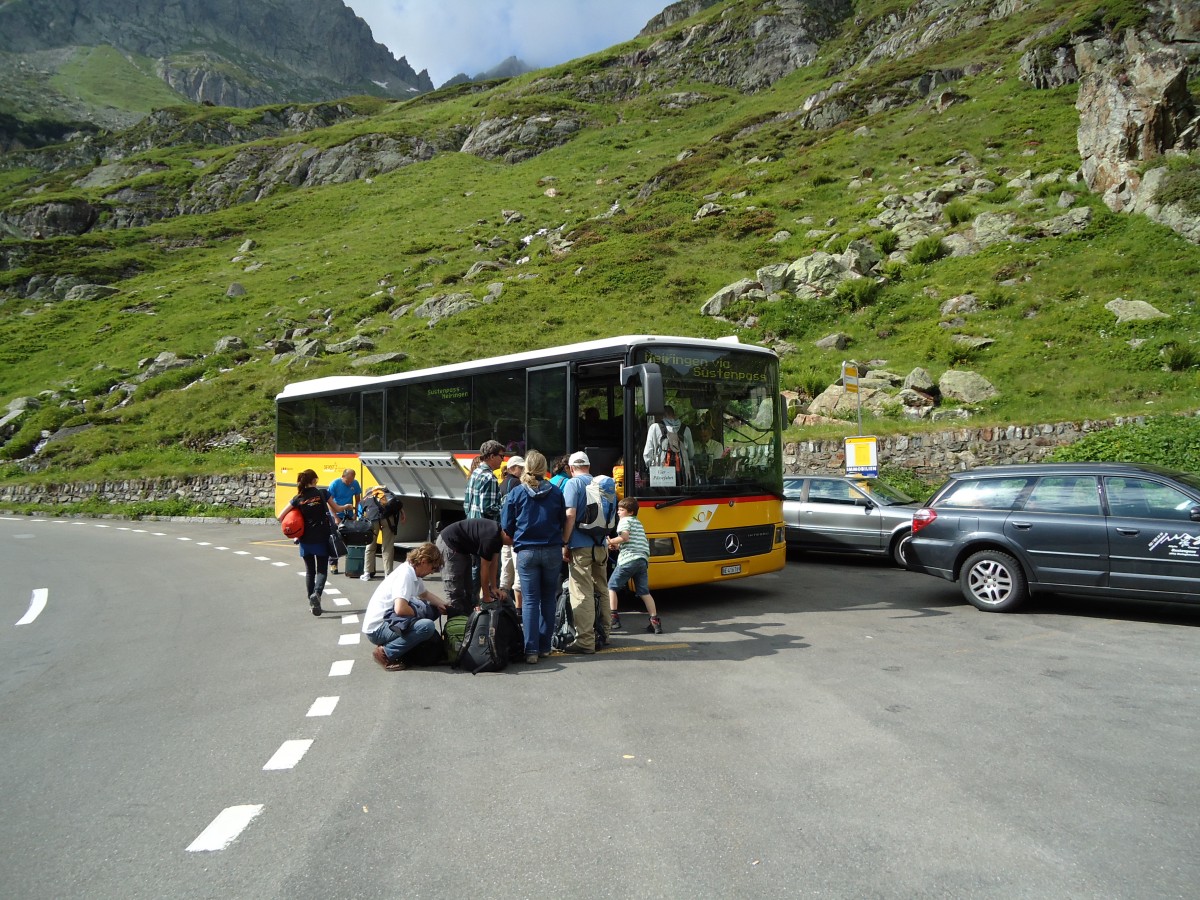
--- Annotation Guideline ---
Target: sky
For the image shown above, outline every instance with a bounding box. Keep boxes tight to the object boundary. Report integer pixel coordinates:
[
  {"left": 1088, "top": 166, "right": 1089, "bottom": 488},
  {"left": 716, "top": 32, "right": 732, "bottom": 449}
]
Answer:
[{"left": 345, "top": 0, "right": 670, "bottom": 87}]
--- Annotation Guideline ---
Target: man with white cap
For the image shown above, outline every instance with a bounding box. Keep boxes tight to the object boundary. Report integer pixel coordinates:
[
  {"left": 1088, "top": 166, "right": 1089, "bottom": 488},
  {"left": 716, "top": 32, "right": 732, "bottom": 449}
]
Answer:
[{"left": 560, "top": 451, "right": 612, "bottom": 653}]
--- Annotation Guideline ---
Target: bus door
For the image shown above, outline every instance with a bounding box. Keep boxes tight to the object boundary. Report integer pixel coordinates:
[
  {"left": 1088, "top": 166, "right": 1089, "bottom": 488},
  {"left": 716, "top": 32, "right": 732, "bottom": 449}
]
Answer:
[
  {"left": 574, "top": 359, "right": 625, "bottom": 477},
  {"left": 528, "top": 364, "right": 569, "bottom": 465}
]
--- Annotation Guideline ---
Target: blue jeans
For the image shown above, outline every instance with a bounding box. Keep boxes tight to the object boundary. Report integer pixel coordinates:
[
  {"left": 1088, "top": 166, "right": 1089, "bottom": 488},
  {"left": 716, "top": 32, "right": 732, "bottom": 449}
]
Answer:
[
  {"left": 608, "top": 557, "right": 650, "bottom": 597},
  {"left": 367, "top": 618, "right": 437, "bottom": 662},
  {"left": 516, "top": 545, "right": 560, "bottom": 656}
]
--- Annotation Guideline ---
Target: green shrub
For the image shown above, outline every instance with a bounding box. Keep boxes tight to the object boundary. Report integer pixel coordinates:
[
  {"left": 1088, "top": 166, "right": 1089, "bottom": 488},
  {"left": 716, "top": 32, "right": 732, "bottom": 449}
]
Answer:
[
  {"left": 879, "top": 465, "right": 936, "bottom": 503},
  {"left": 876, "top": 231, "right": 900, "bottom": 254},
  {"left": 1047, "top": 415, "right": 1200, "bottom": 471},
  {"left": 944, "top": 200, "right": 973, "bottom": 226},
  {"left": 1163, "top": 343, "right": 1200, "bottom": 372},
  {"left": 907, "top": 236, "right": 946, "bottom": 264},
  {"left": 835, "top": 277, "right": 881, "bottom": 309}
]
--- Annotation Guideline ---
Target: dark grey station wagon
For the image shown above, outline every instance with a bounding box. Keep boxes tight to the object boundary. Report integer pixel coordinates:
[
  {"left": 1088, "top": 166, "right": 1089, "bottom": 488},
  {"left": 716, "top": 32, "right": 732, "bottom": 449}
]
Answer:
[{"left": 907, "top": 463, "right": 1200, "bottom": 612}]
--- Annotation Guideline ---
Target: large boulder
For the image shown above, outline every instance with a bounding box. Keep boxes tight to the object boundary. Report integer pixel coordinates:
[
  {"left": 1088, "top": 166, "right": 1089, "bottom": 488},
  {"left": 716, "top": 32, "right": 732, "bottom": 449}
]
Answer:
[{"left": 938, "top": 369, "right": 999, "bottom": 404}]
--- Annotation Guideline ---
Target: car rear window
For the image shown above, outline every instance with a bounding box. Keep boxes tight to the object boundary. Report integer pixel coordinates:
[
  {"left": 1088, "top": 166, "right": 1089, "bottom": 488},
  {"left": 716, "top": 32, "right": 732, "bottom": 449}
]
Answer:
[{"left": 937, "top": 476, "right": 1033, "bottom": 510}]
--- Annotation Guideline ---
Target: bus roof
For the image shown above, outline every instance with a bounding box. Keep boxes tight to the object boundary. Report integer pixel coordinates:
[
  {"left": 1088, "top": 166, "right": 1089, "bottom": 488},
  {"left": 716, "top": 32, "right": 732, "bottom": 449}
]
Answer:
[{"left": 276, "top": 334, "right": 773, "bottom": 402}]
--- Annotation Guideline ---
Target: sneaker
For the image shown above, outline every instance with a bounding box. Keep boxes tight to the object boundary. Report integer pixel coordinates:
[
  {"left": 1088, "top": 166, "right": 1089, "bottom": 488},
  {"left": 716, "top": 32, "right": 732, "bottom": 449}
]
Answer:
[
  {"left": 646, "top": 616, "right": 663, "bottom": 634},
  {"left": 562, "top": 642, "right": 595, "bottom": 655},
  {"left": 360, "top": 573, "right": 374, "bottom": 582},
  {"left": 330, "top": 565, "right": 339, "bottom": 575},
  {"left": 309, "top": 594, "right": 322, "bottom": 616},
  {"left": 525, "top": 654, "right": 539, "bottom": 665},
  {"left": 610, "top": 612, "right": 622, "bottom": 630}
]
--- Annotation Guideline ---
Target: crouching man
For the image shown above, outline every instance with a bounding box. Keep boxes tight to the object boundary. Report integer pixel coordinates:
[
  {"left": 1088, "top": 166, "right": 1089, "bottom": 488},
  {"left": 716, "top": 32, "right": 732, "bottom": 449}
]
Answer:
[{"left": 363, "top": 542, "right": 448, "bottom": 671}]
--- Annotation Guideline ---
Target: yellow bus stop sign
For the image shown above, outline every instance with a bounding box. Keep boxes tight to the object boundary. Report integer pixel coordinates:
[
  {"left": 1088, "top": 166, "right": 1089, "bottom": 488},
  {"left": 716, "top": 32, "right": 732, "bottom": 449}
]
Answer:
[{"left": 845, "top": 435, "right": 878, "bottom": 476}]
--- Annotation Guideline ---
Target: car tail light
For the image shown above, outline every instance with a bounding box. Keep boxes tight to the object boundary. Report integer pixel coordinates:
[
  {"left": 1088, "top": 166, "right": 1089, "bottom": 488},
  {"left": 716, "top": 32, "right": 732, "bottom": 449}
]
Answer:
[{"left": 912, "top": 508, "right": 937, "bottom": 534}]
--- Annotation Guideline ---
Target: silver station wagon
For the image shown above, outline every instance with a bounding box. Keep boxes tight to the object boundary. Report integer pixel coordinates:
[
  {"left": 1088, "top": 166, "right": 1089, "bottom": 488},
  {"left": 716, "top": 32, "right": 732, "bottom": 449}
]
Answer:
[
  {"left": 783, "top": 475, "right": 919, "bottom": 567},
  {"left": 907, "top": 463, "right": 1200, "bottom": 612}
]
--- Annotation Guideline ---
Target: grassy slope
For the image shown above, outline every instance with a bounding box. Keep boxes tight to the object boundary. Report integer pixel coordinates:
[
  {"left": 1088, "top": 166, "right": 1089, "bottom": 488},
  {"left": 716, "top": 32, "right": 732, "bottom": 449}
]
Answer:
[{"left": 0, "top": 0, "right": 1197, "bottom": 482}]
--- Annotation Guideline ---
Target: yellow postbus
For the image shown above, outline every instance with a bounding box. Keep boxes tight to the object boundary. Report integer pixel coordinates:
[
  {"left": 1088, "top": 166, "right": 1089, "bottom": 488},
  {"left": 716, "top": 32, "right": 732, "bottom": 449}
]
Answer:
[{"left": 274, "top": 334, "right": 785, "bottom": 590}]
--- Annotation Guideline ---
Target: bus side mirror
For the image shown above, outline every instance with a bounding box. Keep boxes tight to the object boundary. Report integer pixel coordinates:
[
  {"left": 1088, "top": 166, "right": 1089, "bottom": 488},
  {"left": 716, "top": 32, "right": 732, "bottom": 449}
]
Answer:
[{"left": 621, "top": 363, "right": 664, "bottom": 415}]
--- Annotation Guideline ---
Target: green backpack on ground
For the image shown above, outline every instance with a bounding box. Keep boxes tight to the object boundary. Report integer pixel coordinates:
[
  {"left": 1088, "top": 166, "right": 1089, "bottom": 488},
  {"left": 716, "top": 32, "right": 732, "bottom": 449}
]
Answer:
[{"left": 443, "top": 615, "right": 468, "bottom": 663}]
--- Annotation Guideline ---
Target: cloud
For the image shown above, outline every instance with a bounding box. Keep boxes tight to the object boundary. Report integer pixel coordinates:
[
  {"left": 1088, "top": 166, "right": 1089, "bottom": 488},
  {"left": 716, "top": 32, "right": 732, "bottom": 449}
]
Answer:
[{"left": 345, "top": 0, "right": 665, "bottom": 86}]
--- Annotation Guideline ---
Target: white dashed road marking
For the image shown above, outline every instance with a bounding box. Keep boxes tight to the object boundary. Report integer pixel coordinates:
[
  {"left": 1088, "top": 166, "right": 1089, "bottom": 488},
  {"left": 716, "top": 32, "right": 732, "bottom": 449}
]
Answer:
[
  {"left": 329, "top": 660, "right": 354, "bottom": 677},
  {"left": 263, "top": 739, "right": 313, "bottom": 771},
  {"left": 187, "top": 804, "right": 264, "bottom": 852},
  {"left": 15, "top": 588, "right": 48, "bottom": 626},
  {"left": 306, "top": 697, "right": 339, "bottom": 717},
  {"left": 338, "top": 633, "right": 361, "bottom": 645},
  {"left": 341, "top": 614, "right": 359, "bottom": 624}
]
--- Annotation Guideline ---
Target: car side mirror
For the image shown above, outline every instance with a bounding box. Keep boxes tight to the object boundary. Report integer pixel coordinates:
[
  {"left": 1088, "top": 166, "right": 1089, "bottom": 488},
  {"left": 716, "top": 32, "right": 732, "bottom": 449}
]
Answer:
[{"left": 1191, "top": 506, "right": 1200, "bottom": 523}]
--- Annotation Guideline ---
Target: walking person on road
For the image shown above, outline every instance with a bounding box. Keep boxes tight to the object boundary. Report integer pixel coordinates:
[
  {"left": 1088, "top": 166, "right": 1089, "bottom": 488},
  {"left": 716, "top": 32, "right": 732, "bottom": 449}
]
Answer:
[
  {"left": 282, "top": 468, "right": 339, "bottom": 616},
  {"left": 326, "top": 468, "right": 362, "bottom": 574}
]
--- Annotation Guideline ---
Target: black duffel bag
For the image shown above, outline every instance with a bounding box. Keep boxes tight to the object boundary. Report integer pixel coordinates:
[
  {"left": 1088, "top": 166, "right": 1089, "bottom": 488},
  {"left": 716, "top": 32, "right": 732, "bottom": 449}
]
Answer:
[{"left": 339, "top": 518, "right": 375, "bottom": 546}]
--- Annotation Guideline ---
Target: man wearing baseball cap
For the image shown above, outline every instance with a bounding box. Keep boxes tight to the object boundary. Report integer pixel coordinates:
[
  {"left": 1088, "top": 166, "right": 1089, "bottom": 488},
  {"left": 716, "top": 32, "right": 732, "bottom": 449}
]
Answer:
[{"left": 560, "top": 451, "right": 612, "bottom": 654}]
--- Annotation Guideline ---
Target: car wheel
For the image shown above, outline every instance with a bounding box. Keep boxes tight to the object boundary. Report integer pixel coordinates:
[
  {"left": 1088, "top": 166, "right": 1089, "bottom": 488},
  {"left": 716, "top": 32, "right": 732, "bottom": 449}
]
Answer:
[
  {"left": 890, "top": 530, "right": 912, "bottom": 568},
  {"left": 959, "top": 549, "right": 1028, "bottom": 612}
]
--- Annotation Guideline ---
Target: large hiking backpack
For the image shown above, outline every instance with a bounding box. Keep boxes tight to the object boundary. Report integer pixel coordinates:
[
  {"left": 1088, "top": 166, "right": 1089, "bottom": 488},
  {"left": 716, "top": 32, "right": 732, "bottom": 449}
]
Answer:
[
  {"left": 456, "top": 599, "right": 523, "bottom": 674},
  {"left": 659, "top": 423, "right": 688, "bottom": 472},
  {"left": 552, "top": 580, "right": 609, "bottom": 651},
  {"left": 363, "top": 486, "right": 403, "bottom": 524},
  {"left": 576, "top": 475, "right": 617, "bottom": 544}
]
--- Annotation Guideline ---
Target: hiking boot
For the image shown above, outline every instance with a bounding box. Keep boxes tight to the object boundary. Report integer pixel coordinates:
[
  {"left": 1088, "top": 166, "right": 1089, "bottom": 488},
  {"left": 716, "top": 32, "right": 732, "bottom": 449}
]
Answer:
[
  {"left": 330, "top": 564, "right": 339, "bottom": 574},
  {"left": 309, "top": 594, "right": 322, "bottom": 616},
  {"left": 610, "top": 612, "right": 622, "bottom": 630},
  {"left": 525, "top": 654, "right": 539, "bottom": 665},
  {"left": 646, "top": 616, "right": 663, "bottom": 634},
  {"left": 562, "top": 642, "right": 595, "bottom": 655}
]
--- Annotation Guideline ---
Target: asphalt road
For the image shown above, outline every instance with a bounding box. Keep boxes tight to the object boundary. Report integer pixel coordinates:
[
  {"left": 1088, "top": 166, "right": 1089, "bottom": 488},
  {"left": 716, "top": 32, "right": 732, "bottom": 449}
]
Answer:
[{"left": 1, "top": 515, "right": 1197, "bottom": 899}]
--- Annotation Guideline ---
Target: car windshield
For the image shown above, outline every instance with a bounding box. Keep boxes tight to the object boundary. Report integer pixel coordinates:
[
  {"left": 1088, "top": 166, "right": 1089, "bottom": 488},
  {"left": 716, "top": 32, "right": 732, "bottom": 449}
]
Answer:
[{"left": 855, "top": 479, "right": 915, "bottom": 505}]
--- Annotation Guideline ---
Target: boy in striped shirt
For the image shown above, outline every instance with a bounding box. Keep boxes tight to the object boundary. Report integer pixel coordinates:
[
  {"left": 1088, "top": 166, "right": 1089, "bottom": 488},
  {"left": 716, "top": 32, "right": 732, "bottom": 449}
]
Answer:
[{"left": 606, "top": 497, "right": 662, "bottom": 634}]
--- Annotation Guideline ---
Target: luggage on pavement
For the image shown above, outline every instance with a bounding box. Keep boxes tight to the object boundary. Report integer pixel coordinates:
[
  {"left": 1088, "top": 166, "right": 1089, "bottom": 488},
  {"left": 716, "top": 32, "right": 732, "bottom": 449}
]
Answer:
[{"left": 456, "top": 599, "right": 523, "bottom": 674}]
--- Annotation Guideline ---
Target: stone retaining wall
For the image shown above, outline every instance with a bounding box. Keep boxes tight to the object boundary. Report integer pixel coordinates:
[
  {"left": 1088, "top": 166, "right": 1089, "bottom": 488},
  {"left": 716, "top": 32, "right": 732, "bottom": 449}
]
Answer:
[
  {"left": 0, "top": 416, "right": 1170, "bottom": 507},
  {"left": 785, "top": 416, "right": 1149, "bottom": 478},
  {"left": 0, "top": 472, "right": 276, "bottom": 508}
]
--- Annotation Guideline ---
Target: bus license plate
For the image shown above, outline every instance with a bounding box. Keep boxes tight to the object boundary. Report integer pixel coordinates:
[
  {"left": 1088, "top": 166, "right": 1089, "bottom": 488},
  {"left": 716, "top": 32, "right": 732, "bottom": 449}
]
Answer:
[{"left": 721, "top": 564, "right": 742, "bottom": 576}]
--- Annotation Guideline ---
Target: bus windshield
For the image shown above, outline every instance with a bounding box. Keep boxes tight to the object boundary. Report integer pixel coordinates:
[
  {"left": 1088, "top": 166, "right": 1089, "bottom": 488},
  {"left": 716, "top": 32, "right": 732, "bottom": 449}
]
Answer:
[{"left": 631, "top": 344, "right": 782, "bottom": 500}]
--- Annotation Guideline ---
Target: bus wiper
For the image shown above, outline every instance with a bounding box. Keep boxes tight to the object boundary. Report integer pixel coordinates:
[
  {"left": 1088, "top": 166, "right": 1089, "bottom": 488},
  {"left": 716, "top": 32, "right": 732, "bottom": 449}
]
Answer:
[{"left": 654, "top": 495, "right": 691, "bottom": 510}]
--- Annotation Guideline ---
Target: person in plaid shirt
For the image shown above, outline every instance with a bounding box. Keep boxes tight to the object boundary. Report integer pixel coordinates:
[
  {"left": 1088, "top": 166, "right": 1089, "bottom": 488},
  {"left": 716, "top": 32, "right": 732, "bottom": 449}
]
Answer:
[
  {"left": 463, "top": 440, "right": 505, "bottom": 599},
  {"left": 464, "top": 440, "right": 505, "bottom": 521}
]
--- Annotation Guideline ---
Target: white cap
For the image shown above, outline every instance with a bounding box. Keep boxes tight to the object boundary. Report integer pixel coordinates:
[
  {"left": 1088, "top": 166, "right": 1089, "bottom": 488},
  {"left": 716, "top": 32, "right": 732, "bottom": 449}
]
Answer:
[
  {"left": 506, "top": 456, "right": 526, "bottom": 470},
  {"left": 568, "top": 451, "right": 591, "bottom": 467}
]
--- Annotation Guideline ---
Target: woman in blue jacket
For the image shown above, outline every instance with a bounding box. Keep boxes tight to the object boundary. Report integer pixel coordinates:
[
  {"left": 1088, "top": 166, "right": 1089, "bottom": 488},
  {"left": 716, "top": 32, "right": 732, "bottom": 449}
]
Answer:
[{"left": 501, "top": 449, "right": 566, "bottom": 663}]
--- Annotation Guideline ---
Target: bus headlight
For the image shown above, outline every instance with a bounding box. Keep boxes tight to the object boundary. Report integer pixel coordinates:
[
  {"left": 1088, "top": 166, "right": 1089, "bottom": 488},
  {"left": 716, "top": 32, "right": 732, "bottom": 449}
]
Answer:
[
  {"left": 775, "top": 526, "right": 784, "bottom": 544},
  {"left": 649, "top": 537, "right": 677, "bottom": 557}
]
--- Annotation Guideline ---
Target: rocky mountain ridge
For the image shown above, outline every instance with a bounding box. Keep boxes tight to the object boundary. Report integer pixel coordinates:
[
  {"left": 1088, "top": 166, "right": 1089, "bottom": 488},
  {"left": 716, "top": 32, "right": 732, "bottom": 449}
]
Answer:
[{"left": 0, "top": 0, "right": 432, "bottom": 127}]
